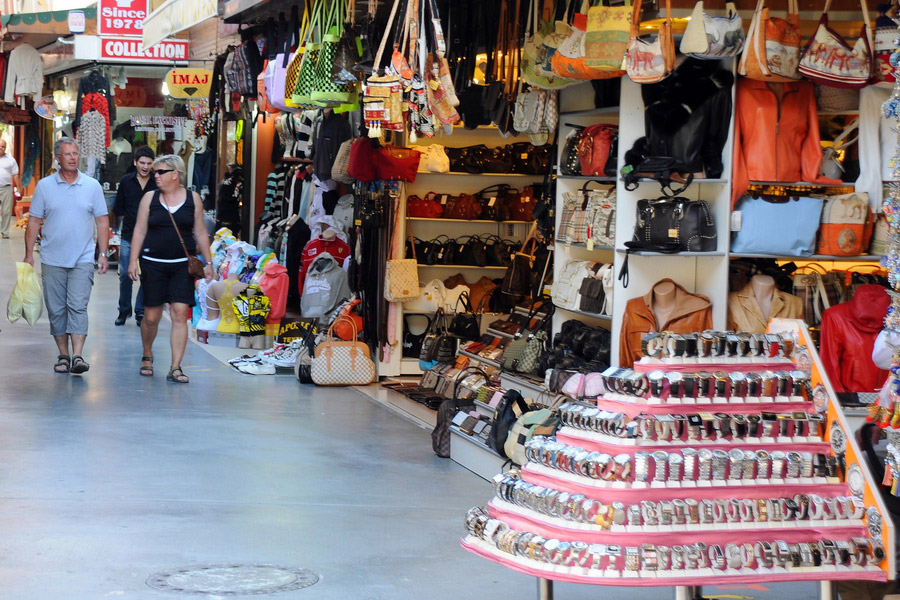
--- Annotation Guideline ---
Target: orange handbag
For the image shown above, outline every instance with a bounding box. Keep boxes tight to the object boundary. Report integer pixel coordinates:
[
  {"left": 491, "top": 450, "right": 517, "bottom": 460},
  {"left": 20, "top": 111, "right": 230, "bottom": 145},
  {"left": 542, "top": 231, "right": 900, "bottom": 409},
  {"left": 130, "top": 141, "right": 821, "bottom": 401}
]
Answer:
[
  {"left": 816, "top": 193, "right": 874, "bottom": 256},
  {"left": 739, "top": 0, "right": 801, "bottom": 82}
]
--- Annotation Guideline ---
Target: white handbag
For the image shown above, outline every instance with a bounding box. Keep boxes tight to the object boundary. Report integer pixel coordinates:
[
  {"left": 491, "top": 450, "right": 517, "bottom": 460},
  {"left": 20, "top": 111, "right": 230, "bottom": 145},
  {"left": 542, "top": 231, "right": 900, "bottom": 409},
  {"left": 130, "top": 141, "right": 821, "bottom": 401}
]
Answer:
[
  {"left": 403, "top": 278, "right": 446, "bottom": 312},
  {"left": 310, "top": 317, "right": 377, "bottom": 386},
  {"left": 680, "top": 1, "right": 745, "bottom": 59},
  {"left": 412, "top": 144, "right": 450, "bottom": 173}
]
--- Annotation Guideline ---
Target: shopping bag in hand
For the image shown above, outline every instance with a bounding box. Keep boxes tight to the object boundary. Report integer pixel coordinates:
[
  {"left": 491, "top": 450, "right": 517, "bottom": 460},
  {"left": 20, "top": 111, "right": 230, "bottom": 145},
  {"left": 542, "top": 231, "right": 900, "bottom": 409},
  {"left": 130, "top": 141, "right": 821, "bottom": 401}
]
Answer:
[{"left": 7, "top": 262, "right": 43, "bottom": 325}]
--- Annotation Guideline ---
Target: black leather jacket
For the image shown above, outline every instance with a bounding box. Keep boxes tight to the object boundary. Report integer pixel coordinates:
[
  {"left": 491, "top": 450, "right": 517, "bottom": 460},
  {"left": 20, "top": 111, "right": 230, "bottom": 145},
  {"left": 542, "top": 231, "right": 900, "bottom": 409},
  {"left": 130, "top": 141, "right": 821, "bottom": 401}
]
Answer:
[{"left": 627, "top": 59, "right": 734, "bottom": 179}]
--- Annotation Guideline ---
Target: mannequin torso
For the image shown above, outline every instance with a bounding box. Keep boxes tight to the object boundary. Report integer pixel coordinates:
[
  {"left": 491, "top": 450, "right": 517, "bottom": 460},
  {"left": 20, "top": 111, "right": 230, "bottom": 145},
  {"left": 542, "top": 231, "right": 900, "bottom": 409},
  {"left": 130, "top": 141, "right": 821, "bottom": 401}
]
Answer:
[
  {"left": 652, "top": 281, "right": 677, "bottom": 328},
  {"left": 751, "top": 274, "right": 776, "bottom": 321}
]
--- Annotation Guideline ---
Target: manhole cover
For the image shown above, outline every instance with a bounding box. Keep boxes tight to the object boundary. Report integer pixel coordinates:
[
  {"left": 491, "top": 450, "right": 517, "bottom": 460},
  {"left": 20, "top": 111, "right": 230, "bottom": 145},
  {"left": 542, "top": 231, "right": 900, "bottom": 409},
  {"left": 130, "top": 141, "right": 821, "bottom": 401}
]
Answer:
[{"left": 147, "top": 564, "right": 319, "bottom": 595}]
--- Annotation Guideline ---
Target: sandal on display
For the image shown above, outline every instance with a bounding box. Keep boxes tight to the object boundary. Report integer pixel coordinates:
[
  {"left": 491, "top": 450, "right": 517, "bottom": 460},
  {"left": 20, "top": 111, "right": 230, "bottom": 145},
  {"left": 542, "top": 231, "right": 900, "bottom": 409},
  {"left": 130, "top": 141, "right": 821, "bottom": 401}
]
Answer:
[
  {"left": 54, "top": 354, "right": 70, "bottom": 374},
  {"left": 139, "top": 356, "right": 154, "bottom": 377},
  {"left": 70, "top": 355, "right": 90, "bottom": 374},
  {"left": 167, "top": 366, "right": 189, "bottom": 383}
]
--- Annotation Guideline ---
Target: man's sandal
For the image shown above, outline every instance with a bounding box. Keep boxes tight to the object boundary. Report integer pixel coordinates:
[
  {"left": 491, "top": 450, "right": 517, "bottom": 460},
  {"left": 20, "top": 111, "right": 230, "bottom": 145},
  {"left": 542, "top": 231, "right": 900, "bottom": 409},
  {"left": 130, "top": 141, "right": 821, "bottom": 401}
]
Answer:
[
  {"left": 166, "top": 366, "right": 189, "bottom": 383},
  {"left": 139, "top": 356, "right": 154, "bottom": 377},
  {"left": 70, "top": 355, "right": 90, "bottom": 374},
  {"left": 54, "top": 355, "right": 70, "bottom": 374}
]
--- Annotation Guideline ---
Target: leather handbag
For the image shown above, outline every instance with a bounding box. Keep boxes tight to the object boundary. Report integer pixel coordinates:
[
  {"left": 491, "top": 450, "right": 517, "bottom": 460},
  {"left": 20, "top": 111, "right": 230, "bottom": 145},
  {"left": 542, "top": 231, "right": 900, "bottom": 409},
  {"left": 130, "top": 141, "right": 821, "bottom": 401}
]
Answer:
[
  {"left": 407, "top": 192, "right": 444, "bottom": 218},
  {"left": 419, "top": 308, "right": 458, "bottom": 365},
  {"left": 377, "top": 146, "right": 422, "bottom": 182},
  {"left": 509, "top": 187, "right": 536, "bottom": 222},
  {"left": 730, "top": 195, "right": 824, "bottom": 256},
  {"left": 445, "top": 145, "right": 489, "bottom": 173},
  {"left": 403, "top": 278, "right": 446, "bottom": 312},
  {"left": 739, "top": 0, "right": 801, "bottom": 82},
  {"left": 680, "top": 1, "right": 745, "bottom": 59},
  {"left": 310, "top": 317, "right": 376, "bottom": 386},
  {"left": 348, "top": 137, "right": 380, "bottom": 182},
  {"left": 476, "top": 184, "right": 513, "bottom": 221},
  {"left": 577, "top": 124, "right": 618, "bottom": 177},
  {"left": 798, "top": 0, "right": 872, "bottom": 89},
  {"left": 432, "top": 367, "right": 489, "bottom": 457},
  {"left": 384, "top": 210, "right": 419, "bottom": 302},
  {"left": 449, "top": 292, "right": 481, "bottom": 341},
  {"left": 443, "top": 193, "right": 483, "bottom": 220},
  {"left": 560, "top": 126, "right": 584, "bottom": 176},
  {"left": 488, "top": 389, "right": 530, "bottom": 459},
  {"left": 500, "top": 223, "right": 539, "bottom": 297},
  {"left": 624, "top": 0, "right": 675, "bottom": 84},
  {"left": 629, "top": 197, "right": 717, "bottom": 253},
  {"left": 160, "top": 191, "right": 205, "bottom": 279}
]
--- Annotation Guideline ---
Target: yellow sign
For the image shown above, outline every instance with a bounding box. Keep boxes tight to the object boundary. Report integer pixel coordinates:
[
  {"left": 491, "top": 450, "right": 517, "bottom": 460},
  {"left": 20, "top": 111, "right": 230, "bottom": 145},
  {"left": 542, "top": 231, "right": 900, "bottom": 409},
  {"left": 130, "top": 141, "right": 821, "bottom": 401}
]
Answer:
[{"left": 164, "top": 68, "right": 212, "bottom": 98}]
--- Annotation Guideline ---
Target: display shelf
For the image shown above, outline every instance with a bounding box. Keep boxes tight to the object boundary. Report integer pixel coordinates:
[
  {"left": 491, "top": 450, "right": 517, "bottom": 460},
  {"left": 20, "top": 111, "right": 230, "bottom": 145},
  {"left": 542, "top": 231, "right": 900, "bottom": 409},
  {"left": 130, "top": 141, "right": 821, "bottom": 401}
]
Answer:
[
  {"left": 748, "top": 181, "right": 854, "bottom": 188},
  {"left": 459, "top": 349, "right": 503, "bottom": 368},
  {"left": 615, "top": 249, "right": 728, "bottom": 257},
  {"left": 417, "top": 264, "right": 508, "bottom": 270},
  {"left": 408, "top": 217, "right": 533, "bottom": 224},
  {"left": 818, "top": 111, "right": 859, "bottom": 115},
  {"left": 501, "top": 372, "right": 548, "bottom": 397},
  {"left": 559, "top": 106, "right": 619, "bottom": 117},
  {"left": 450, "top": 426, "right": 505, "bottom": 481},
  {"left": 416, "top": 171, "right": 539, "bottom": 178},
  {"left": 554, "top": 304, "right": 612, "bottom": 322},
  {"left": 556, "top": 174, "right": 617, "bottom": 182},
  {"left": 486, "top": 327, "right": 515, "bottom": 340},
  {"left": 730, "top": 253, "right": 882, "bottom": 262},
  {"left": 556, "top": 241, "right": 615, "bottom": 252}
]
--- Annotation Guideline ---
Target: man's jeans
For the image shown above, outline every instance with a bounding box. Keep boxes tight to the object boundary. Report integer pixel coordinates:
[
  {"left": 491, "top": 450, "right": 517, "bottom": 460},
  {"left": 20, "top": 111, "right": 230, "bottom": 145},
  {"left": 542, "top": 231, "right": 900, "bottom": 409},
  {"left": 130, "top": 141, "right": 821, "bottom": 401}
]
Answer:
[{"left": 118, "top": 239, "right": 144, "bottom": 316}]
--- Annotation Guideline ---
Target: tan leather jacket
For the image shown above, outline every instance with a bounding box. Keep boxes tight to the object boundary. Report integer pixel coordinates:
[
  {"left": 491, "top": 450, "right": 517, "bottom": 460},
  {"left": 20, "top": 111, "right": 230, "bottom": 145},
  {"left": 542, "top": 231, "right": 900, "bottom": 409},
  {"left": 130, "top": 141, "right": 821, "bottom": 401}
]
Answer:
[
  {"left": 619, "top": 279, "right": 713, "bottom": 368},
  {"left": 727, "top": 283, "right": 803, "bottom": 334}
]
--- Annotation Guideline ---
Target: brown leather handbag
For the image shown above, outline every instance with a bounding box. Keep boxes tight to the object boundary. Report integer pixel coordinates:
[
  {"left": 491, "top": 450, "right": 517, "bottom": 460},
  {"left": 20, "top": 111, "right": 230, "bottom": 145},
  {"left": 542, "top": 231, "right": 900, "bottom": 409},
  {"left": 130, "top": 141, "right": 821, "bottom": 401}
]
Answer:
[
  {"left": 443, "top": 193, "right": 483, "bottom": 220},
  {"left": 508, "top": 186, "right": 536, "bottom": 221}
]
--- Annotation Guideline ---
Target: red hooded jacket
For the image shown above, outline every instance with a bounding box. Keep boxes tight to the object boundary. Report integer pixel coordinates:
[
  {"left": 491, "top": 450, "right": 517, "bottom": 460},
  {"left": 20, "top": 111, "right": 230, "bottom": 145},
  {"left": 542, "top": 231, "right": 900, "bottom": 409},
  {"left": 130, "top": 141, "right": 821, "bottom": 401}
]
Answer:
[
  {"left": 259, "top": 262, "right": 289, "bottom": 323},
  {"left": 819, "top": 284, "right": 890, "bottom": 394}
]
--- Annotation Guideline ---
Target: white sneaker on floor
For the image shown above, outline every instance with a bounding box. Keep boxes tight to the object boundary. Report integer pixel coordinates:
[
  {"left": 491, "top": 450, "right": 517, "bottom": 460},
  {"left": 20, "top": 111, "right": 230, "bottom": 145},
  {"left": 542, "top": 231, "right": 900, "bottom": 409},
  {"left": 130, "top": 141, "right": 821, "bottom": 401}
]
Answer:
[
  {"left": 268, "top": 344, "right": 302, "bottom": 368},
  {"left": 237, "top": 362, "right": 276, "bottom": 375}
]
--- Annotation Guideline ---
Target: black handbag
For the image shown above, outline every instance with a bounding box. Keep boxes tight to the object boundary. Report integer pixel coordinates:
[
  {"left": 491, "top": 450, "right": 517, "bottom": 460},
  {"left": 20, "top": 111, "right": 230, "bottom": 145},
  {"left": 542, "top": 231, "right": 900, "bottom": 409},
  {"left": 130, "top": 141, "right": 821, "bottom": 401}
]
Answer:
[
  {"left": 477, "top": 185, "right": 513, "bottom": 221},
  {"left": 509, "top": 142, "right": 550, "bottom": 175},
  {"left": 432, "top": 367, "right": 490, "bottom": 458},
  {"left": 449, "top": 292, "right": 481, "bottom": 341},
  {"left": 419, "top": 309, "right": 458, "bottom": 363},
  {"left": 622, "top": 156, "right": 694, "bottom": 196},
  {"left": 402, "top": 314, "right": 431, "bottom": 358},
  {"left": 483, "top": 146, "right": 514, "bottom": 173},
  {"left": 560, "top": 126, "right": 584, "bottom": 176},
  {"left": 446, "top": 145, "right": 489, "bottom": 173},
  {"left": 488, "top": 389, "right": 530, "bottom": 459},
  {"left": 627, "top": 197, "right": 717, "bottom": 253}
]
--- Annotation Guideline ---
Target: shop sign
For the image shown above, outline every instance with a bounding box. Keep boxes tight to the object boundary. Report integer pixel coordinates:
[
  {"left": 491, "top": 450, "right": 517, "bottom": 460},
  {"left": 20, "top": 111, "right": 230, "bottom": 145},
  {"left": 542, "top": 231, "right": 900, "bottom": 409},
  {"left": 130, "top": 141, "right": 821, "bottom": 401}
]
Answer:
[
  {"left": 100, "top": 37, "right": 189, "bottom": 62},
  {"left": 276, "top": 318, "right": 318, "bottom": 344},
  {"left": 99, "top": 0, "right": 148, "bottom": 37},
  {"left": 164, "top": 68, "right": 212, "bottom": 99},
  {"left": 114, "top": 85, "right": 148, "bottom": 108},
  {"left": 68, "top": 10, "right": 86, "bottom": 34}
]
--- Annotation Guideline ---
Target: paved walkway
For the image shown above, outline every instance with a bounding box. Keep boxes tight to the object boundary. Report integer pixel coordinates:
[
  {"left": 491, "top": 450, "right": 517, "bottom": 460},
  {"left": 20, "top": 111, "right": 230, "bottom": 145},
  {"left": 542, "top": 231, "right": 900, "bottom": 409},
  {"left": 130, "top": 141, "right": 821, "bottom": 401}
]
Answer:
[{"left": 0, "top": 228, "right": 822, "bottom": 599}]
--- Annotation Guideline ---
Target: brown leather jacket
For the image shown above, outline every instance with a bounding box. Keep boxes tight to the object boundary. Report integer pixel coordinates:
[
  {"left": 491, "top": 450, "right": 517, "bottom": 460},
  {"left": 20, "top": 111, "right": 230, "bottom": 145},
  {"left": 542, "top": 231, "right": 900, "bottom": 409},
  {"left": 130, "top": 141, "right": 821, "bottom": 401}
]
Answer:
[{"left": 619, "top": 279, "right": 713, "bottom": 368}]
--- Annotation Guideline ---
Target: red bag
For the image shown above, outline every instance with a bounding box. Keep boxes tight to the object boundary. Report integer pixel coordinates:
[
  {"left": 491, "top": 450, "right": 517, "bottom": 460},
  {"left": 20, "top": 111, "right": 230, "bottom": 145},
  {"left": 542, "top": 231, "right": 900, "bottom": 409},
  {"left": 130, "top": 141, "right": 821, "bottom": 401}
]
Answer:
[
  {"left": 377, "top": 146, "right": 422, "bottom": 182},
  {"left": 577, "top": 124, "right": 617, "bottom": 176},
  {"left": 333, "top": 299, "right": 364, "bottom": 341},
  {"left": 444, "top": 193, "right": 483, "bottom": 220},
  {"left": 407, "top": 192, "right": 444, "bottom": 218},
  {"left": 348, "top": 137, "right": 380, "bottom": 182}
]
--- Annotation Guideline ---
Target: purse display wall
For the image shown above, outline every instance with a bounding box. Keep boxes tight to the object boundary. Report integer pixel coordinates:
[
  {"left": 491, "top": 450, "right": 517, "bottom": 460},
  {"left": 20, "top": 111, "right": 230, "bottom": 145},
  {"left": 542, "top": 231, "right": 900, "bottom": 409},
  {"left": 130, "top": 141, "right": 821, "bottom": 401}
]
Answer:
[{"left": 407, "top": 184, "right": 541, "bottom": 222}]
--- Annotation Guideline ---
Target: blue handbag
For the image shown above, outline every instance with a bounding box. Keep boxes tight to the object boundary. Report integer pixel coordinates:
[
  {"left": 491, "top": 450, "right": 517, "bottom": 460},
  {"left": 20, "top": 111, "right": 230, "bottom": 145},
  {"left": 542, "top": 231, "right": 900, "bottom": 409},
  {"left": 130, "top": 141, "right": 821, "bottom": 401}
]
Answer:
[{"left": 730, "top": 195, "right": 824, "bottom": 257}]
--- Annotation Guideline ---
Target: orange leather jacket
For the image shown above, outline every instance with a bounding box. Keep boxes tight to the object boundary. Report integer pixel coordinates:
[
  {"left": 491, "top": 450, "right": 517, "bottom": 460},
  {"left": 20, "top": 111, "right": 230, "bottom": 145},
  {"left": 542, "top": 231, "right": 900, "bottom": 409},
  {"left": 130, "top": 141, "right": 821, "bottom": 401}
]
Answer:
[
  {"left": 619, "top": 279, "right": 713, "bottom": 368},
  {"left": 732, "top": 78, "right": 839, "bottom": 207}
]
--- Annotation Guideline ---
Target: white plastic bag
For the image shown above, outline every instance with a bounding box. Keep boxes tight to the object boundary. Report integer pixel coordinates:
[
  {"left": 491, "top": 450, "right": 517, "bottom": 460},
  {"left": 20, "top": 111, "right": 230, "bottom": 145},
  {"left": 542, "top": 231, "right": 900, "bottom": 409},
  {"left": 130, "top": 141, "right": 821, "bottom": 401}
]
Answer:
[{"left": 7, "top": 262, "right": 43, "bottom": 325}]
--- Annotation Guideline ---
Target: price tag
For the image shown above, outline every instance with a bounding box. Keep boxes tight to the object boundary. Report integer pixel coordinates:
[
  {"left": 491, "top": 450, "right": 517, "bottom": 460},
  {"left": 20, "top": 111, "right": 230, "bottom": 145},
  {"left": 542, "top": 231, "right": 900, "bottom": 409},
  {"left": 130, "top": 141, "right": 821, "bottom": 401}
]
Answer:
[
  {"left": 586, "top": 226, "right": 594, "bottom": 250},
  {"left": 441, "top": 194, "right": 448, "bottom": 205},
  {"left": 730, "top": 211, "right": 742, "bottom": 232},
  {"left": 520, "top": 153, "right": 528, "bottom": 159},
  {"left": 488, "top": 196, "right": 496, "bottom": 207}
]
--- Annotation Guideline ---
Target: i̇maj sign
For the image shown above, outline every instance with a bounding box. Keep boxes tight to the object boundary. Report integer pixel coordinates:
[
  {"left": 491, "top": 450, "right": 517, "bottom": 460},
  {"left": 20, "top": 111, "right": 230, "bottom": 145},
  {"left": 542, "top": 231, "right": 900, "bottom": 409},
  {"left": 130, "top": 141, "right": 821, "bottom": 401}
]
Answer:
[
  {"left": 99, "top": 0, "right": 148, "bottom": 37},
  {"left": 100, "top": 38, "right": 189, "bottom": 62},
  {"left": 165, "top": 68, "right": 212, "bottom": 98}
]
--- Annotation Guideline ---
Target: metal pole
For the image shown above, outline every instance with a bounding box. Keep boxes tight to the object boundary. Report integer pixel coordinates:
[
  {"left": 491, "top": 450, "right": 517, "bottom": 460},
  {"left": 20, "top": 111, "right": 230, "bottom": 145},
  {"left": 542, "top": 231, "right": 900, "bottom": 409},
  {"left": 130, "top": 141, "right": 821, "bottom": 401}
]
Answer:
[
  {"left": 819, "top": 580, "right": 835, "bottom": 600},
  {"left": 675, "top": 585, "right": 696, "bottom": 600},
  {"left": 537, "top": 577, "right": 554, "bottom": 600}
]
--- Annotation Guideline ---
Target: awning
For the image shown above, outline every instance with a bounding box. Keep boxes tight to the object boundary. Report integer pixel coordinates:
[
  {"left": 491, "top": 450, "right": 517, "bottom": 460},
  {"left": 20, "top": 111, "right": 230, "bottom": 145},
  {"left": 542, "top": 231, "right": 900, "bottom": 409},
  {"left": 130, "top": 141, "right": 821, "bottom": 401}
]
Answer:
[
  {"left": 2, "top": 7, "right": 98, "bottom": 50},
  {"left": 142, "top": 0, "right": 218, "bottom": 50}
]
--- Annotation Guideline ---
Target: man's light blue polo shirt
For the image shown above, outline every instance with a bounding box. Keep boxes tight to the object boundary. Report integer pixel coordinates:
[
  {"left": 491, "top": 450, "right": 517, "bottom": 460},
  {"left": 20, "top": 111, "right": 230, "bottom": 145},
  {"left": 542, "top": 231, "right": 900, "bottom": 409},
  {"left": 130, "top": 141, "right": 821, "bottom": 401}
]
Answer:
[{"left": 30, "top": 171, "right": 108, "bottom": 268}]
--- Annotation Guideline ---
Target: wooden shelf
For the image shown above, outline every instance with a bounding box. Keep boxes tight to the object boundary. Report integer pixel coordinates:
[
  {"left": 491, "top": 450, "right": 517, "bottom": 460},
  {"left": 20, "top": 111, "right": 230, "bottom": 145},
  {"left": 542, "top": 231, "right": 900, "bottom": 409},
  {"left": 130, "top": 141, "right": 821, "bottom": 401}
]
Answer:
[
  {"left": 730, "top": 253, "right": 882, "bottom": 262},
  {"left": 408, "top": 217, "right": 533, "bottom": 224},
  {"left": 559, "top": 107, "right": 619, "bottom": 117},
  {"left": 417, "top": 264, "right": 508, "bottom": 270}
]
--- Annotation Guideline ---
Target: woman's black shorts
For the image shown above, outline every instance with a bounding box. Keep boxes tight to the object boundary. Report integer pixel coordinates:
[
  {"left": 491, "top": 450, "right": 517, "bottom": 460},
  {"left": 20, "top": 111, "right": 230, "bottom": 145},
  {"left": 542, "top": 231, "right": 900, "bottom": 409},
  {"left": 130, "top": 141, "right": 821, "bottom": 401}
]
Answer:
[{"left": 139, "top": 258, "right": 196, "bottom": 307}]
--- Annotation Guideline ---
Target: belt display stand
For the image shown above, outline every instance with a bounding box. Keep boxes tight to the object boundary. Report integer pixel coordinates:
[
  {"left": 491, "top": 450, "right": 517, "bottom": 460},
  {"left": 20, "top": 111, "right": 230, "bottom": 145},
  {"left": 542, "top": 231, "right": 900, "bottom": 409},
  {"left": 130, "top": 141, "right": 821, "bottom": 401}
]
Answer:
[{"left": 462, "top": 318, "right": 895, "bottom": 598}]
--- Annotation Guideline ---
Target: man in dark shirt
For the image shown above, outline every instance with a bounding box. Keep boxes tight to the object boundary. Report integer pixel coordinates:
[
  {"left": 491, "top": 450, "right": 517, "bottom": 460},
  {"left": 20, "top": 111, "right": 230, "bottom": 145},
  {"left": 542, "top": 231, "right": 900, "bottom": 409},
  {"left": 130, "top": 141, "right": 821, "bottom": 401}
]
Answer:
[{"left": 111, "top": 146, "right": 156, "bottom": 326}]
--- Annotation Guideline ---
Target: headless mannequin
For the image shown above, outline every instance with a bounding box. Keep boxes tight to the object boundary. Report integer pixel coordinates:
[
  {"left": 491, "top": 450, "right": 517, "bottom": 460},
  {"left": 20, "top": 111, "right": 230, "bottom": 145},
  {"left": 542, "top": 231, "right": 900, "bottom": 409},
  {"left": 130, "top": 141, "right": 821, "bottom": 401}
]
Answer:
[
  {"left": 208, "top": 272, "right": 248, "bottom": 334},
  {"left": 651, "top": 281, "right": 677, "bottom": 328},
  {"left": 238, "top": 286, "right": 267, "bottom": 350},
  {"left": 751, "top": 274, "right": 776, "bottom": 321}
]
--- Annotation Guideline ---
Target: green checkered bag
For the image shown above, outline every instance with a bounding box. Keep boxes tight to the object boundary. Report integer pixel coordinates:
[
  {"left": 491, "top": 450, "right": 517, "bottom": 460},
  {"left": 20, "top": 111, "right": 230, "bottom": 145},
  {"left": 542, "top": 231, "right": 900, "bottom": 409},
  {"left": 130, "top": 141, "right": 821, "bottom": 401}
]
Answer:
[
  {"left": 291, "top": 0, "right": 323, "bottom": 108},
  {"left": 312, "top": 0, "right": 351, "bottom": 106}
]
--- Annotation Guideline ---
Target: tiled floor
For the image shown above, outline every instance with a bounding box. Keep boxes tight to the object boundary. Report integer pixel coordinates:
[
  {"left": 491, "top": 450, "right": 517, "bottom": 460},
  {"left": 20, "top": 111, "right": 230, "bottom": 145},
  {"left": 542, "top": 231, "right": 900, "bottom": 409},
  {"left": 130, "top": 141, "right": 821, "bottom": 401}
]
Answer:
[{"left": 0, "top": 228, "right": 825, "bottom": 599}]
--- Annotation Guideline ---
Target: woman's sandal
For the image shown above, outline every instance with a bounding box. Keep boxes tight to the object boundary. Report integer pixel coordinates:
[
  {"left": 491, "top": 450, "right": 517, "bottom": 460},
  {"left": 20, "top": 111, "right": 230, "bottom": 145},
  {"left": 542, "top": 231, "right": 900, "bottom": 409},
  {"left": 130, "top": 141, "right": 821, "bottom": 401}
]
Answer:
[
  {"left": 139, "top": 356, "right": 154, "bottom": 377},
  {"left": 70, "top": 355, "right": 90, "bottom": 374},
  {"left": 54, "top": 355, "right": 70, "bottom": 374},
  {"left": 166, "top": 366, "right": 189, "bottom": 384}
]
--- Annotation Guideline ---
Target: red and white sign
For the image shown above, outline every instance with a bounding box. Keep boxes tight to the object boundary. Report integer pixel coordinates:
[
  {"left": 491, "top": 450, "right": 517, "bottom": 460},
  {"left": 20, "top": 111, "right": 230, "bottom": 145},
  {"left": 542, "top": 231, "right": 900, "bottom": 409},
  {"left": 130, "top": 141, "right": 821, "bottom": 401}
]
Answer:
[
  {"left": 99, "top": 0, "right": 148, "bottom": 37},
  {"left": 100, "top": 37, "right": 189, "bottom": 62}
]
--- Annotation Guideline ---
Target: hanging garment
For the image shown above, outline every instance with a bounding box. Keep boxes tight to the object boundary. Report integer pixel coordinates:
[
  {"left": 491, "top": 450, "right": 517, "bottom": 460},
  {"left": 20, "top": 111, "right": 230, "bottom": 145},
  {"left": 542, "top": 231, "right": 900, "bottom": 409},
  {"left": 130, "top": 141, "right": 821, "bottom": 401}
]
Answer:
[
  {"left": 192, "top": 150, "right": 214, "bottom": 195},
  {"left": 73, "top": 71, "right": 116, "bottom": 137},
  {"left": 300, "top": 252, "right": 351, "bottom": 319},
  {"left": 856, "top": 86, "right": 894, "bottom": 212},
  {"left": 79, "top": 93, "right": 113, "bottom": 146},
  {"left": 727, "top": 282, "right": 803, "bottom": 333},
  {"left": 259, "top": 261, "right": 290, "bottom": 323},
  {"left": 297, "top": 236, "right": 351, "bottom": 295},
  {"left": 4, "top": 44, "right": 42, "bottom": 103},
  {"left": 76, "top": 110, "right": 108, "bottom": 164},
  {"left": 619, "top": 278, "right": 713, "bottom": 368},
  {"left": 232, "top": 285, "right": 271, "bottom": 337},
  {"left": 731, "top": 78, "right": 839, "bottom": 206},
  {"left": 820, "top": 284, "right": 890, "bottom": 393}
]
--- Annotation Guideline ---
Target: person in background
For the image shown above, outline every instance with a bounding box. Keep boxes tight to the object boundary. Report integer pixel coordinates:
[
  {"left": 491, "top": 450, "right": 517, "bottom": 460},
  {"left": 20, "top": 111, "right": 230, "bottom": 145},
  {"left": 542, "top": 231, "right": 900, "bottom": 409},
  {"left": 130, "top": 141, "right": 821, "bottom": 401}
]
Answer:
[
  {"left": 128, "top": 154, "right": 213, "bottom": 384},
  {"left": 24, "top": 137, "right": 108, "bottom": 374},
  {"left": 111, "top": 145, "right": 156, "bottom": 326},
  {"left": 0, "top": 139, "right": 21, "bottom": 239}
]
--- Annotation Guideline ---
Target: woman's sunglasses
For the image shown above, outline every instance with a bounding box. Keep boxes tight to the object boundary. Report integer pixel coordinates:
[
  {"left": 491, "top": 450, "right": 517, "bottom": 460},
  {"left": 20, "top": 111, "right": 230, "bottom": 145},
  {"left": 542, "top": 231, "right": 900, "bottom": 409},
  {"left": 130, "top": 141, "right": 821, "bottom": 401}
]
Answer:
[{"left": 152, "top": 169, "right": 176, "bottom": 176}]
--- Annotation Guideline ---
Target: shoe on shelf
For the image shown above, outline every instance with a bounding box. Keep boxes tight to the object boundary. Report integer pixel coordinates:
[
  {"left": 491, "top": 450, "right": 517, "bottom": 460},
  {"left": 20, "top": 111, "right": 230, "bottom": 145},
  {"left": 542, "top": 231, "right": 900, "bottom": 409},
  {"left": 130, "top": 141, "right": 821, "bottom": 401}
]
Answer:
[{"left": 115, "top": 309, "right": 132, "bottom": 326}]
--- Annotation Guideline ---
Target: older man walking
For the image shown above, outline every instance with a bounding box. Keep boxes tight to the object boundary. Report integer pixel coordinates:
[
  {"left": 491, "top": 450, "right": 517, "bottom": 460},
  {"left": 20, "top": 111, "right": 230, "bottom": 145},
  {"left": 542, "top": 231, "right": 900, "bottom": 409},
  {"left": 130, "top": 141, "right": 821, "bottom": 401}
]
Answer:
[
  {"left": 0, "top": 139, "right": 21, "bottom": 239},
  {"left": 24, "top": 137, "right": 109, "bottom": 374}
]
